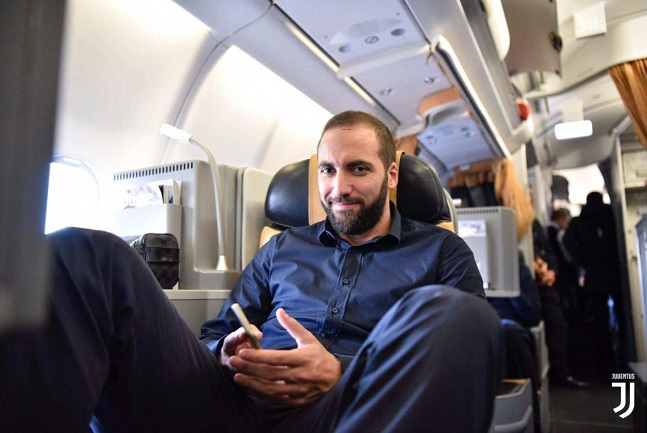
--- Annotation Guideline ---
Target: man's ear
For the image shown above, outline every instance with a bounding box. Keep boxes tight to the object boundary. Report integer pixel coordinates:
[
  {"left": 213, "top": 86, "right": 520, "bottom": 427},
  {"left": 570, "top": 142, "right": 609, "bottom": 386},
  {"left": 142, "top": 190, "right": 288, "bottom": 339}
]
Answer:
[{"left": 388, "top": 162, "right": 398, "bottom": 189}]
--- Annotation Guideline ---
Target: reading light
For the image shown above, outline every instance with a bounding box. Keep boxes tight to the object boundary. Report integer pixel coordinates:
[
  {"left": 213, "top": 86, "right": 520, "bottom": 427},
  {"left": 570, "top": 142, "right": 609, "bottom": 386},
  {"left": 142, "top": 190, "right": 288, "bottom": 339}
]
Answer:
[
  {"left": 159, "top": 123, "right": 228, "bottom": 271},
  {"left": 554, "top": 120, "right": 593, "bottom": 140}
]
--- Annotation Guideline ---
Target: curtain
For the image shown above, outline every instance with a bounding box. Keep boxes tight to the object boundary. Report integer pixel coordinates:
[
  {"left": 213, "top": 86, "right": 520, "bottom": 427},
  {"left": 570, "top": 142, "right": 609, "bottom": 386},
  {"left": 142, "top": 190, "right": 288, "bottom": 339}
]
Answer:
[
  {"left": 445, "top": 158, "right": 535, "bottom": 240},
  {"left": 608, "top": 59, "right": 647, "bottom": 151}
]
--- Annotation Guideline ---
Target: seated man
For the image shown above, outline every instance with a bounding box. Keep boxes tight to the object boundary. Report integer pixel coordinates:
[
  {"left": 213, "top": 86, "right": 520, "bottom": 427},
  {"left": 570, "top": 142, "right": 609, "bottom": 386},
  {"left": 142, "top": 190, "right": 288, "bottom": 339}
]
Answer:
[{"left": 0, "top": 111, "right": 503, "bottom": 433}]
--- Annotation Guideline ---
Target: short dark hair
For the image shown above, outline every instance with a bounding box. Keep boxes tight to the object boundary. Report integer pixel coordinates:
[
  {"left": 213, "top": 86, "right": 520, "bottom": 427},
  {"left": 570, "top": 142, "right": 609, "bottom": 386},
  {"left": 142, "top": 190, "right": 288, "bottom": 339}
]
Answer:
[
  {"left": 586, "top": 191, "right": 603, "bottom": 205},
  {"left": 551, "top": 208, "right": 570, "bottom": 221},
  {"left": 318, "top": 111, "right": 396, "bottom": 170}
]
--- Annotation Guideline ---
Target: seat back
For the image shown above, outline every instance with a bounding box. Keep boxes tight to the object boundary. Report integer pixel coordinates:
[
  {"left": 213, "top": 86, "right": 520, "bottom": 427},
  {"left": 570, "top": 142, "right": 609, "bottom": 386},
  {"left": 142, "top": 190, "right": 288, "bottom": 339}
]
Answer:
[
  {"left": 491, "top": 379, "right": 534, "bottom": 433},
  {"left": 262, "top": 153, "right": 453, "bottom": 241}
]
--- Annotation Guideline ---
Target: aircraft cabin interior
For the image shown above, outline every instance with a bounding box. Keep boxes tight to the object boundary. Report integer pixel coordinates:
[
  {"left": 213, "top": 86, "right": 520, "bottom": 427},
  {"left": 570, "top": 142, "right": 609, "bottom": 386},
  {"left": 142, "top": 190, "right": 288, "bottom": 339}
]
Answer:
[{"left": 2, "top": 0, "right": 647, "bottom": 432}]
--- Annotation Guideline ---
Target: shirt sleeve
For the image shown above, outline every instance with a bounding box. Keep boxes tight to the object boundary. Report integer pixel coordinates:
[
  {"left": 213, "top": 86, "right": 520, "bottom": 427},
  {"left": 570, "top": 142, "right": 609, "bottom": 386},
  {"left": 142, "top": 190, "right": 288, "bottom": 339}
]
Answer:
[
  {"left": 199, "top": 236, "right": 275, "bottom": 355},
  {"left": 435, "top": 233, "right": 486, "bottom": 298}
]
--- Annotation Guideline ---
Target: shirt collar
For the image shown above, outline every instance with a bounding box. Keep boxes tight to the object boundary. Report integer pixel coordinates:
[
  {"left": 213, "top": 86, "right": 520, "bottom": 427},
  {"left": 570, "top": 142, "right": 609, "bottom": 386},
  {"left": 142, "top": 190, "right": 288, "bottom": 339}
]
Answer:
[{"left": 318, "top": 202, "right": 402, "bottom": 247}]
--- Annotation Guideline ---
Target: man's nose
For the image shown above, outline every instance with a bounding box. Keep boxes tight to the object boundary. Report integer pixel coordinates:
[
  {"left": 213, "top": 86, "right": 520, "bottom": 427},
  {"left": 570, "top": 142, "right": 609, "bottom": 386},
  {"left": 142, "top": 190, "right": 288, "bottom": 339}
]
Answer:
[{"left": 332, "top": 171, "right": 352, "bottom": 196}]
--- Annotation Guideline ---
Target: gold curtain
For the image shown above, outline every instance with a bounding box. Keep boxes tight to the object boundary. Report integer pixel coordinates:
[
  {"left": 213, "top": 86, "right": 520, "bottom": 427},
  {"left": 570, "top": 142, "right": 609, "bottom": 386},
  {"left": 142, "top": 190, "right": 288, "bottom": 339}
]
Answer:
[{"left": 608, "top": 59, "right": 647, "bottom": 151}]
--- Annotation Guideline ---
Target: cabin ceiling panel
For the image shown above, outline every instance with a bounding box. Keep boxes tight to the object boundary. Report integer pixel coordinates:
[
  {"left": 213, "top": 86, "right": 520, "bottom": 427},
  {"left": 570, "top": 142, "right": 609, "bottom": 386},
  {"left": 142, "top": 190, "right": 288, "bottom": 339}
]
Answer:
[
  {"left": 545, "top": 74, "right": 621, "bottom": 115},
  {"left": 407, "top": 0, "right": 524, "bottom": 157},
  {"left": 176, "top": 0, "right": 527, "bottom": 168},
  {"left": 525, "top": 0, "right": 647, "bottom": 97},
  {"left": 173, "top": 0, "right": 398, "bottom": 128},
  {"left": 551, "top": 135, "right": 615, "bottom": 170},
  {"left": 417, "top": 117, "right": 499, "bottom": 169},
  {"left": 502, "top": 0, "right": 561, "bottom": 76},
  {"left": 172, "top": 0, "right": 270, "bottom": 42},
  {"left": 274, "top": 0, "right": 427, "bottom": 65},
  {"left": 547, "top": 101, "right": 627, "bottom": 170},
  {"left": 351, "top": 54, "right": 452, "bottom": 122},
  {"left": 529, "top": 73, "right": 629, "bottom": 169}
]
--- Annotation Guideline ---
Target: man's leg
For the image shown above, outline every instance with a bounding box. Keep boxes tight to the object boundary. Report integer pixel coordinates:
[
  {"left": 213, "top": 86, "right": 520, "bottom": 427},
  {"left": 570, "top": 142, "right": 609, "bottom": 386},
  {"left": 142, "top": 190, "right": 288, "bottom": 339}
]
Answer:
[
  {"left": 539, "top": 287, "right": 571, "bottom": 383},
  {"left": 0, "top": 228, "right": 255, "bottom": 433},
  {"left": 282, "top": 286, "right": 503, "bottom": 433}
]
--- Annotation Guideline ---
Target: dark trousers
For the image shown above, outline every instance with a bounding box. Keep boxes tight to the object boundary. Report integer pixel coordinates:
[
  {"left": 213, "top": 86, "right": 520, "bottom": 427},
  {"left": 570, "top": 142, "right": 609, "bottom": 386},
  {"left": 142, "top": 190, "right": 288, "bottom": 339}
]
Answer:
[
  {"left": 538, "top": 286, "right": 570, "bottom": 381},
  {"left": 0, "top": 228, "right": 503, "bottom": 433}
]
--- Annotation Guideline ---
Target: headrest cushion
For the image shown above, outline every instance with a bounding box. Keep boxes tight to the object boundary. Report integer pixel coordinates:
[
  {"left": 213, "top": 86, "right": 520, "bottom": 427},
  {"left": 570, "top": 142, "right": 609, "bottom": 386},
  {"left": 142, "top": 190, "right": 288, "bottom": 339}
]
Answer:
[
  {"left": 396, "top": 154, "right": 450, "bottom": 224},
  {"left": 265, "top": 159, "right": 310, "bottom": 228},
  {"left": 265, "top": 154, "right": 450, "bottom": 228}
]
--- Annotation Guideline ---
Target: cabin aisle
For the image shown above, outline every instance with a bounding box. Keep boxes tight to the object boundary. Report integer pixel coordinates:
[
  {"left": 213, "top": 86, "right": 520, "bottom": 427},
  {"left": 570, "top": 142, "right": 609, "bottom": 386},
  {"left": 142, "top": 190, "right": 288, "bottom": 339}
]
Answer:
[{"left": 549, "top": 377, "right": 634, "bottom": 433}]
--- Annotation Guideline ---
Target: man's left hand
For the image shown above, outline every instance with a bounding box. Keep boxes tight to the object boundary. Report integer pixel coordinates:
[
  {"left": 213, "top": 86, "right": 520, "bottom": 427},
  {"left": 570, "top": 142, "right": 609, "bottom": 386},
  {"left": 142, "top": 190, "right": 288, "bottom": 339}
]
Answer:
[{"left": 228, "top": 308, "right": 342, "bottom": 406}]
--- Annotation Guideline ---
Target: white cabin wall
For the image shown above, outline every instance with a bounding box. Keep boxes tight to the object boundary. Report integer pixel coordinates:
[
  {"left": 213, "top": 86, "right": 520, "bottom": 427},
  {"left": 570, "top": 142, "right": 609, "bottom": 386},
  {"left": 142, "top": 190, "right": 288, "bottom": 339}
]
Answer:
[
  {"left": 615, "top": 138, "right": 647, "bottom": 361},
  {"left": 55, "top": 0, "right": 333, "bottom": 224},
  {"left": 55, "top": 0, "right": 218, "bottom": 215},
  {"left": 161, "top": 46, "right": 331, "bottom": 173}
]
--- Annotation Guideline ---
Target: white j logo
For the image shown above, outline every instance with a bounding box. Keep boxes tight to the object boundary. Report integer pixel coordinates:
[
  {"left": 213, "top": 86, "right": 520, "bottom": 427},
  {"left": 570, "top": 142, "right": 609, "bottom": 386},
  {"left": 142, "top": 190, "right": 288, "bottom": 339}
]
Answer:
[{"left": 612, "top": 382, "right": 635, "bottom": 418}]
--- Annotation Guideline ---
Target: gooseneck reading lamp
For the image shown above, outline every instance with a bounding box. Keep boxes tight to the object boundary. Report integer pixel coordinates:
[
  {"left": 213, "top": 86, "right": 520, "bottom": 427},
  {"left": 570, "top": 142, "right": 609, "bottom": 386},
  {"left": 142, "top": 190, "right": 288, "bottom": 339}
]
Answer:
[{"left": 159, "top": 123, "right": 228, "bottom": 271}]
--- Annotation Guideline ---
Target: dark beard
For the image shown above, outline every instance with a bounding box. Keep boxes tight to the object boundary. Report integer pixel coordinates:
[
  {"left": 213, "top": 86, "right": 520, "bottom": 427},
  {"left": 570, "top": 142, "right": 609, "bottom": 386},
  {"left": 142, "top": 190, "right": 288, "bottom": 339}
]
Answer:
[{"left": 323, "top": 176, "right": 389, "bottom": 236}]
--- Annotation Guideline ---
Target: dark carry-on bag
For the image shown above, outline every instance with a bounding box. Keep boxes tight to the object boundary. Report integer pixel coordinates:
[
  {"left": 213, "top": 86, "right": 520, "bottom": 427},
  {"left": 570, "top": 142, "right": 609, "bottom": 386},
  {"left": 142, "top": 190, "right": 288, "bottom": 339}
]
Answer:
[{"left": 131, "top": 233, "right": 180, "bottom": 289}]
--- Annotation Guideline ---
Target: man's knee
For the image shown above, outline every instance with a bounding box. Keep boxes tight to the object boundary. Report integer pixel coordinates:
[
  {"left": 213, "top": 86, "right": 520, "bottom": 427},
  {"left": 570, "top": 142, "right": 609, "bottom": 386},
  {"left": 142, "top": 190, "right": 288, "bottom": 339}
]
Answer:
[
  {"left": 48, "top": 227, "right": 135, "bottom": 260},
  {"left": 398, "top": 285, "right": 500, "bottom": 329},
  {"left": 375, "top": 285, "right": 502, "bottom": 354}
]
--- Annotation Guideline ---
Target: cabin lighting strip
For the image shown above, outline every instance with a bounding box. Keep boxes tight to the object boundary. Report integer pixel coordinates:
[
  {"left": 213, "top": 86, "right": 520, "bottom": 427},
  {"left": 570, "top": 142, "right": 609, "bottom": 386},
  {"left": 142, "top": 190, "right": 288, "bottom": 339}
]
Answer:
[
  {"left": 430, "top": 35, "right": 510, "bottom": 159},
  {"left": 284, "top": 21, "right": 376, "bottom": 107},
  {"left": 336, "top": 43, "right": 430, "bottom": 79},
  {"left": 285, "top": 21, "right": 339, "bottom": 73},
  {"left": 554, "top": 120, "right": 592, "bottom": 140}
]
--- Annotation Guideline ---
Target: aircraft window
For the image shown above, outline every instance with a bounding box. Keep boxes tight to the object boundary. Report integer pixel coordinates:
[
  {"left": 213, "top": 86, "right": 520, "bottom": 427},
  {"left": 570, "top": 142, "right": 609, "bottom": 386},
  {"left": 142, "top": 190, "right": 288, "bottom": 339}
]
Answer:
[{"left": 45, "top": 157, "right": 99, "bottom": 234}]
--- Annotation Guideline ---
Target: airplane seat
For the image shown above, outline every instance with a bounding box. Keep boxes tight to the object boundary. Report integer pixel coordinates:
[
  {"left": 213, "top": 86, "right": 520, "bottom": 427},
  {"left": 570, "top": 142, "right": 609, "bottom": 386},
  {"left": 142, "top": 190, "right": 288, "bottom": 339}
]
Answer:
[
  {"left": 530, "top": 321, "right": 550, "bottom": 433},
  {"left": 491, "top": 379, "right": 535, "bottom": 433},
  {"left": 442, "top": 188, "right": 458, "bottom": 233},
  {"left": 264, "top": 152, "right": 536, "bottom": 431},
  {"left": 261, "top": 151, "right": 454, "bottom": 245}
]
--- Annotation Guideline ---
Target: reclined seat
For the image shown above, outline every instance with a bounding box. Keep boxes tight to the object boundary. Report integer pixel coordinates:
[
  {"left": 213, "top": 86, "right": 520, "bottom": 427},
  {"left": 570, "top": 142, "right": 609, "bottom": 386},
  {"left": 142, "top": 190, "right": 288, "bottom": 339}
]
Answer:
[
  {"left": 263, "top": 152, "right": 534, "bottom": 433},
  {"left": 262, "top": 152, "right": 454, "bottom": 241}
]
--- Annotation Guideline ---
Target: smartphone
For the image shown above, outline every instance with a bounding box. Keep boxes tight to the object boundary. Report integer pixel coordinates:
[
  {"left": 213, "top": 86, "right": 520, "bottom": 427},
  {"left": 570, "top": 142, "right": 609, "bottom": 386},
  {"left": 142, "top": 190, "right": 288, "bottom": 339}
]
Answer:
[{"left": 230, "top": 303, "right": 262, "bottom": 349}]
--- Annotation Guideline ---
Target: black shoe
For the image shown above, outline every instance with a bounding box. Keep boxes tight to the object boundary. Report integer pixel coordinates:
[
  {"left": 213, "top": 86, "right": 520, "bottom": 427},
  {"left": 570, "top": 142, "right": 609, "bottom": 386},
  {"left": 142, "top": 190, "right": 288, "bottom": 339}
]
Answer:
[{"left": 551, "top": 376, "right": 590, "bottom": 388}]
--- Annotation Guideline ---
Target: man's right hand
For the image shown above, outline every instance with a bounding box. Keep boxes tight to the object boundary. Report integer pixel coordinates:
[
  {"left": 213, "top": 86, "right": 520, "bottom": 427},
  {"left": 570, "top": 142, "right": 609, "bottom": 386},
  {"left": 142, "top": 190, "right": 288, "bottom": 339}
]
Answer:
[{"left": 220, "top": 326, "right": 263, "bottom": 371}]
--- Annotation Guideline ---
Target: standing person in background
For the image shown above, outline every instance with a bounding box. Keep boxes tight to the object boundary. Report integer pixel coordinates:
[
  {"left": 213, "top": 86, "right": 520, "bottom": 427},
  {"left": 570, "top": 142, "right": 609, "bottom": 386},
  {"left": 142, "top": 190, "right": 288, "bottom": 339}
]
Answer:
[
  {"left": 563, "top": 191, "right": 623, "bottom": 378},
  {"left": 546, "top": 208, "right": 585, "bottom": 374},
  {"left": 532, "top": 219, "right": 589, "bottom": 388},
  {"left": 547, "top": 208, "right": 579, "bottom": 308}
]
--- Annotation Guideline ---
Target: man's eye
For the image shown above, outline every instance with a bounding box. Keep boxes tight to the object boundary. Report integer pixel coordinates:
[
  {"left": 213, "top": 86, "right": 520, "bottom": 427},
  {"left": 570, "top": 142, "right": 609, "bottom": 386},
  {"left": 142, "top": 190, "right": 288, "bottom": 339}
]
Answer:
[
  {"left": 353, "top": 166, "right": 368, "bottom": 173},
  {"left": 320, "top": 167, "right": 333, "bottom": 175}
]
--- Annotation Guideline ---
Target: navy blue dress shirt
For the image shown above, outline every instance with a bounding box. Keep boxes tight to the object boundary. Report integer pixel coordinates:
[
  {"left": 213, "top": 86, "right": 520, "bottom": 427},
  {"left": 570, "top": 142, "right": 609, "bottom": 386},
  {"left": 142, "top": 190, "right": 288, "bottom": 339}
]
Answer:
[{"left": 200, "top": 205, "right": 485, "bottom": 369}]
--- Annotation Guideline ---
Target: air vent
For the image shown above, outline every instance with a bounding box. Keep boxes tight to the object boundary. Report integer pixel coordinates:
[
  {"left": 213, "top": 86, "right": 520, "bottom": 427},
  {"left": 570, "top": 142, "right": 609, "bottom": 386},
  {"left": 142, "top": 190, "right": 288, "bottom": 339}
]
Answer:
[
  {"left": 456, "top": 207, "right": 501, "bottom": 215},
  {"left": 113, "top": 161, "right": 195, "bottom": 181},
  {"left": 329, "top": 18, "right": 401, "bottom": 45}
]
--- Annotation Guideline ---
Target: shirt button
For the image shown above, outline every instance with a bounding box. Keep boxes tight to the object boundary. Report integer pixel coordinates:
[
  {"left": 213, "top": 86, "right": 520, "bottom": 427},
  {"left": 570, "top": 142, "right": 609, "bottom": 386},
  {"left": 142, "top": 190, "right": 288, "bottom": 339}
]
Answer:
[
  {"left": 342, "top": 278, "right": 349, "bottom": 284},
  {"left": 332, "top": 307, "right": 339, "bottom": 314}
]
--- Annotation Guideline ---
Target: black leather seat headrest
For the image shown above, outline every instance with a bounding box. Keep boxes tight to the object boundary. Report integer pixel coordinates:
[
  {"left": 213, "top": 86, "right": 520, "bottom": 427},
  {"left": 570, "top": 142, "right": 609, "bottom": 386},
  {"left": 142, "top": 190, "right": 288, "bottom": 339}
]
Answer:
[
  {"left": 396, "top": 154, "right": 450, "bottom": 224},
  {"left": 265, "top": 159, "right": 310, "bottom": 228},
  {"left": 265, "top": 154, "right": 450, "bottom": 228}
]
